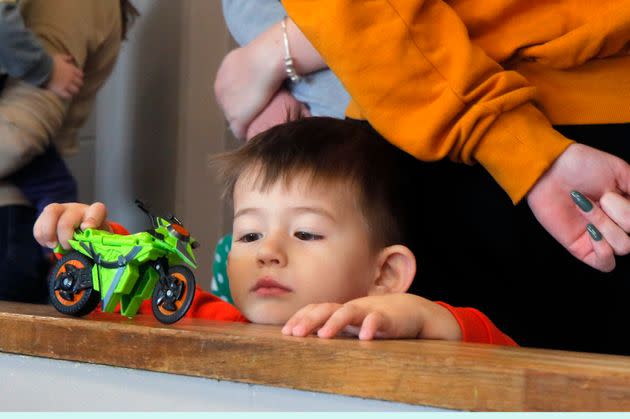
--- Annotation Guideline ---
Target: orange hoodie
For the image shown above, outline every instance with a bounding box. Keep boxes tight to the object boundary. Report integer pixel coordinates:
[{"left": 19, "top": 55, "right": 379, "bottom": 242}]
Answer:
[{"left": 282, "top": 0, "right": 630, "bottom": 203}]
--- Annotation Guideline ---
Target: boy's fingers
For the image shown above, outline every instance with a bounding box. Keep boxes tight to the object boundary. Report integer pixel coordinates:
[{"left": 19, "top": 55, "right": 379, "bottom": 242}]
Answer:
[
  {"left": 34, "top": 203, "right": 65, "bottom": 248},
  {"left": 282, "top": 304, "right": 339, "bottom": 337},
  {"left": 57, "top": 206, "right": 86, "bottom": 249},
  {"left": 317, "top": 305, "right": 367, "bottom": 339},
  {"left": 282, "top": 304, "right": 312, "bottom": 334},
  {"left": 358, "top": 312, "right": 390, "bottom": 340},
  {"left": 81, "top": 202, "right": 108, "bottom": 230}
]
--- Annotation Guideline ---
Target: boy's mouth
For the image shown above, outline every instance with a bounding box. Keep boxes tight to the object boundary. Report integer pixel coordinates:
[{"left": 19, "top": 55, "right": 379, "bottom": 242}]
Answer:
[{"left": 251, "top": 277, "right": 292, "bottom": 296}]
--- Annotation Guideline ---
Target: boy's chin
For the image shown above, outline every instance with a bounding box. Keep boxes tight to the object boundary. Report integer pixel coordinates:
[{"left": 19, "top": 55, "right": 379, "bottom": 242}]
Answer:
[{"left": 243, "top": 307, "right": 293, "bottom": 326}]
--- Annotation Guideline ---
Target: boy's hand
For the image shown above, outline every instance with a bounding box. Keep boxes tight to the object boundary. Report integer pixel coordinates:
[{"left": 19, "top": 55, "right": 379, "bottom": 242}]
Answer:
[
  {"left": 281, "top": 294, "right": 462, "bottom": 341},
  {"left": 45, "top": 54, "right": 84, "bottom": 99},
  {"left": 33, "top": 202, "right": 111, "bottom": 250}
]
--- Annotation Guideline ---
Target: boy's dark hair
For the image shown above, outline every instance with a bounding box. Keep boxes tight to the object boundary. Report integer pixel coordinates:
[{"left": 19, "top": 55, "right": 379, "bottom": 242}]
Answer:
[{"left": 212, "top": 117, "right": 411, "bottom": 249}]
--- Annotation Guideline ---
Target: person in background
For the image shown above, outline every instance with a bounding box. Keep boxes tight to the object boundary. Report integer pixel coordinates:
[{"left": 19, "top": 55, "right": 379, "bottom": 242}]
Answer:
[
  {"left": 1, "top": 0, "right": 84, "bottom": 215},
  {"left": 0, "top": 0, "right": 139, "bottom": 303}
]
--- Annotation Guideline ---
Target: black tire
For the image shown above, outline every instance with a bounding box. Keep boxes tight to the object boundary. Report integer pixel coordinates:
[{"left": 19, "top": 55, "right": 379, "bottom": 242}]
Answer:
[
  {"left": 48, "top": 251, "right": 101, "bottom": 316},
  {"left": 151, "top": 265, "right": 196, "bottom": 324}
]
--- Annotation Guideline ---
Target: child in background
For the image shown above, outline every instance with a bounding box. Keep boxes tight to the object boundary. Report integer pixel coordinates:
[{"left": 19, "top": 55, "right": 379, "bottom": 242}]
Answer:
[{"left": 34, "top": 118, "right": 515, "bottom": 345}]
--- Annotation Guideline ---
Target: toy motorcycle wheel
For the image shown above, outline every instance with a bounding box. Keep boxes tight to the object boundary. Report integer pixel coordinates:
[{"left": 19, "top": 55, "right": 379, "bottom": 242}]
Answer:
[
  {"left": 48, "top": 251, "right": 101, "bottom": 316},
  {"left": 151, "top": 265, "right": 196, "bottom": 324}
]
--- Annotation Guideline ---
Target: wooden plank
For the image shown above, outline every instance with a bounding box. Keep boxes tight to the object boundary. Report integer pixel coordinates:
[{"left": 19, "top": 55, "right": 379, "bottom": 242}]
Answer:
[{"left": 1, "top": 301, "right": 630, "bottom": 411}]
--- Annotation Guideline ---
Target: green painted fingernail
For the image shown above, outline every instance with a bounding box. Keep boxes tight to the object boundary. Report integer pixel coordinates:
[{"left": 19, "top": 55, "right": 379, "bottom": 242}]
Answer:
[
  {"left": 586, "top": 224, "right": 602, "bottom": 241},
  {"left": 570, "top": 191, "right": 593, "bottom": 212}
]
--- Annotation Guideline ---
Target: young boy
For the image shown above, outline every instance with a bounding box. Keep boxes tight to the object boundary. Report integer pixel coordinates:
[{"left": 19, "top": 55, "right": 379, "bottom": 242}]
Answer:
[{"left": 34, "top": 117, "right": 515, "bottom": 345}]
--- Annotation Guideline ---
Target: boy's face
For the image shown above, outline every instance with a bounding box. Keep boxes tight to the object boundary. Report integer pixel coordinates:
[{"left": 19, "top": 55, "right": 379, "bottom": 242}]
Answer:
[{"left": 227, "top": 171, "right": 379, "bottom": 325}]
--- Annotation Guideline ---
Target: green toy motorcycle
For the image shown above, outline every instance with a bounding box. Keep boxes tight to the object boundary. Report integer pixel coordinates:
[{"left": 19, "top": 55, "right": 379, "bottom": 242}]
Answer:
[{"left": 48, "top": 200, "right": 198, "bottom": 324}]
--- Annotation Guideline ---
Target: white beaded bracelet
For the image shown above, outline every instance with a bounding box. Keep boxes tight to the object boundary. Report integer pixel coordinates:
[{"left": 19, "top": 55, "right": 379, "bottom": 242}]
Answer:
[{"left": 281, "top": 17, "right": 301, "bottom": 83}]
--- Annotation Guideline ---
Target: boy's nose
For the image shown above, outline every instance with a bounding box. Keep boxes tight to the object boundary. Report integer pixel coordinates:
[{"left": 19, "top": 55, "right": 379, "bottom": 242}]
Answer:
[{"left": 256, "top": 238, "right": 287, "bottom": 267}]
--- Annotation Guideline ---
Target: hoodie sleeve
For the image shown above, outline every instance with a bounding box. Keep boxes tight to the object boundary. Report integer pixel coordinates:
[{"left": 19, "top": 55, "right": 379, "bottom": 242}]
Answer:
[{"left": 282, "top": 0, "right": 572, "bottom": 203}]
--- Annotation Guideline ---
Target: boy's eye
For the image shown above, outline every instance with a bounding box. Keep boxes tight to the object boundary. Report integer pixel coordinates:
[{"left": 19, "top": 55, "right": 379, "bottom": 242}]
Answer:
[
  {"left": 237, "top": 233, "right": 262, "bottom": 243},
  {"left": 294, "top": 231, "right": 323, "bottom": 241}
]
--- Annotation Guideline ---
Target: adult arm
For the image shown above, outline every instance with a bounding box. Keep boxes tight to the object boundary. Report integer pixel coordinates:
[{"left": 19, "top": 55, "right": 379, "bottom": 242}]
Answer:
[
  {"left": 221, "top": 0, "right": 329, "bottom": 76},
  {"left": 221, "top": 0, "right": 286, "bottom": 45},
  {"left": 215, "top": 12, "right": 338, "bottom": 138},
  {"left": 217, "top": 0, "right": 349, "bottom": 139}
]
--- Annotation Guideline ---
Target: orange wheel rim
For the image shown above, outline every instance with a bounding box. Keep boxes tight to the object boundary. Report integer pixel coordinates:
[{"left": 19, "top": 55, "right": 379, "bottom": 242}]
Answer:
[
  {"left": 55, "top": 259, "right": 86, "bottom": 306},
  {"left": 158, "top": 272, "right": 188, "bottom": 315}
]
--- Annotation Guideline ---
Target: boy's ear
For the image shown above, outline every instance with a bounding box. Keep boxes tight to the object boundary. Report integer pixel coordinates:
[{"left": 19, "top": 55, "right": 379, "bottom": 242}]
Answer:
[{"left": 369, "top": 245, "right": 416, "bottom": 296}]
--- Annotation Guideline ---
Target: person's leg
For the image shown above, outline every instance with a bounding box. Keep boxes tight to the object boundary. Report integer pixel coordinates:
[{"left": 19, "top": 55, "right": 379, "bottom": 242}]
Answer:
[{"left": 0, "top": 205, "right": 50, "bottom": 303}]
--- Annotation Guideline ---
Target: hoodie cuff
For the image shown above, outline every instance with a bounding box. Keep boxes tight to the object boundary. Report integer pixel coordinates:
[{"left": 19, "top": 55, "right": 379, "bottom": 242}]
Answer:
[{"left": 473, "top": 103, "right": 572, "bottom": 204}]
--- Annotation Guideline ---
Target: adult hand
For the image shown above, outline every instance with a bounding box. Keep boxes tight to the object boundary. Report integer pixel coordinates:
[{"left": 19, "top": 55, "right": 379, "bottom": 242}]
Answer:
[
  {"left": 527, "top": 143, "right": 630, "bottom": 272},
  {"left": 214, "top": 40, "right": 286, "bottom": 140},
  {"left": 45, "top": 54, "right": 84, "bottom": 99},
  {"left": 281, "top": 293, "right": 462, "bottom": 341},
  {"left": 245, "top": 89, "right": 311, "bottom": 141}
]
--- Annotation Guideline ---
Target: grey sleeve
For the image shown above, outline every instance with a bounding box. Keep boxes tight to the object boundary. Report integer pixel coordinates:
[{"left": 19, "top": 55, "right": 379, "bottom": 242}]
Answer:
[
  {"left": 0, "top": 2, "right": 52, "bottom": 86},
  {"left": 221, "top": 0, "right": 286, "bottom": 46}
]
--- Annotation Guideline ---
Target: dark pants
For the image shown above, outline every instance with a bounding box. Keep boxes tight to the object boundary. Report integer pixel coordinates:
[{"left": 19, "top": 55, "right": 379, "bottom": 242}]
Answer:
[
  {"left": 385, "top": 123, "right": 630, "bottom": 355},
  {"left": 1, "top": 147, "right": 77, "bottom": 304},
  {"left": 0, "top": 205, "right": 49, "bottom": 303}
]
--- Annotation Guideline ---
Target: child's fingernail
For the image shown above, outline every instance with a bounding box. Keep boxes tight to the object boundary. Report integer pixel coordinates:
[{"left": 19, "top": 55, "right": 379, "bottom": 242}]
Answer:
[
  {"left": 47, "top": 241, "right": 57, "bottom": 249},
  {"left": 570, "top": 191, "right": 593, "bottom": 212},
  {"left": 81, "top": 220, "right": 94, "bottom": 229},
  {"left": 586, "top": 223, "right": 603, "bottom": 241}
]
